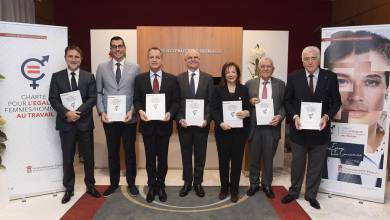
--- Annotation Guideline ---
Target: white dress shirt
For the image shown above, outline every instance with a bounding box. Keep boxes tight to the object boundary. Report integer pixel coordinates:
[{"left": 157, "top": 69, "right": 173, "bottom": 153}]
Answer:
[{"left": 188, "top": 69, "right": 200, "bottom": 94}]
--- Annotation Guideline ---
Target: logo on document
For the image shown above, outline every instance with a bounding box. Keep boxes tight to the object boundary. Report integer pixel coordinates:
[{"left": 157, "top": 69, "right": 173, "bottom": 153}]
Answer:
[{"left": 21, "top": 55, "right": 49, "bottom": 89}]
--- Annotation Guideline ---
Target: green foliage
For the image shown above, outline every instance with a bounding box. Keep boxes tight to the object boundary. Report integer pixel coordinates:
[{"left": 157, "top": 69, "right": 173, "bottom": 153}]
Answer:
[{"left": 0, "top": 74, "right": 4, "bottom": 80}]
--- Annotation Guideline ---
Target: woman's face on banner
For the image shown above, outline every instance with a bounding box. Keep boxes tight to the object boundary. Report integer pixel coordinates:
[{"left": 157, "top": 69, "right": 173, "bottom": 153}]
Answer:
[{"left": 332, "top": 50, "right": 388, "bottom": 126}]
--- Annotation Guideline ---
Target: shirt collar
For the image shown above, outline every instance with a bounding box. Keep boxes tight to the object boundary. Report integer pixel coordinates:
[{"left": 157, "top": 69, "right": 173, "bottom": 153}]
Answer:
[
  {"left": 113, "top": 59, "right": 125, "bottom": 67},
  {"left": 305, "top": 68, "right": 319, "bottom": 78},
  {"left": 67, "top": 68, "right": 79, "bottom": 76},
  {"left": 260, "top": 77, "right": 271, "bottom": 84},
  {"left": 150, "top": 69, "right": 162, "bottom": 77},
  {"left": 188, "top": 69, "right": 200, "bottom": 76},
  {"left": 365, "top": 140, "right": 385, "bottom": 167}
]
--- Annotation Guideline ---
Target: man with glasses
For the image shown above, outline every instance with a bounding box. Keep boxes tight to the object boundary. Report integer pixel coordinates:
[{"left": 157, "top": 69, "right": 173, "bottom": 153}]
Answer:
[
  {"left": 245, "top": 57, "right": 285, "bottom": 199},
  {"left": 96, "top": 36, "right": 140, "bottom": 197},
  {"left": 176, "top": 49, "right": 214, "bottom": 198},
  {"left": 282, "top": 46, "right": 341, "bottom": 209}
]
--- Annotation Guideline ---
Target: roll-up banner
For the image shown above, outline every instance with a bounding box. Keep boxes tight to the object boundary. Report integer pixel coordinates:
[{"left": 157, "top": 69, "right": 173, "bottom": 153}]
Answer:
[
  {"left": 320, "top": 24, "right": 389, "bottom": 203},
  {"left": 0, "top": 21, "right": 67, "bottom": 199}
]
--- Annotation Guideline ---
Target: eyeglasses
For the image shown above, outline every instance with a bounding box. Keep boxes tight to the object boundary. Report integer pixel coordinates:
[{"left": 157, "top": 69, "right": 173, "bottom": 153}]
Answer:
[
  {"left": 260, "top": 65, "right": 273, "bottom": 69},
  {"left": 110, "top": 45, "right": 125, "bottom": 49},
  {"left": 303, "top": 57, "right": 318, "bottom": 62}
]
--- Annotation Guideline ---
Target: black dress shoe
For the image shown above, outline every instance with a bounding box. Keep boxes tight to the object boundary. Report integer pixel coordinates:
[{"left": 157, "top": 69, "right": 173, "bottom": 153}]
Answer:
[
  {"left": 305, "top": 196, "right": 321, "bottom": 209},
  {"left": 179, "top": 183, "right": 192, "bottom": 197},
  {"left": 246, "top": 185, "right": 260, "bottom": 196},
  {"left": 219, "top": 190, "right": 228, "bottom": 200},
  {"left": 146, "top": 187, "right": 156, "bottom": 203},
  {"left": 230, "top": 193, "right": 239, "bottom": 203},
  {"left": 262, "top": 186, "right": 275, "bottom": 198},
  {"left": 281, "top": 194, "right": 297, "bottom": 204},
  {"left": 194, "top": 184, "right": 205, "bottom": 197},
  {"left": 86, "top": 187, "right": 101, "bottom": 198},
  {"left": 128, "top": 185, "right": 139, "bottom": 197},
  {"left": 157, "top": 188, "right": 167, "bottom": 202},
  {"left": 103, "top": 185, "right": 118, "bottom": 197},
  {"left": 61, "top": 190, "right": 74, "bottom": 204}
]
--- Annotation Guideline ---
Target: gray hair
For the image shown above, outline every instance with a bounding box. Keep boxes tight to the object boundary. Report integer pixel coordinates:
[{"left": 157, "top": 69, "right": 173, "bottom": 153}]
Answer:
[{"left": 301, "top": 46, "right": 320, "bottom": 60}]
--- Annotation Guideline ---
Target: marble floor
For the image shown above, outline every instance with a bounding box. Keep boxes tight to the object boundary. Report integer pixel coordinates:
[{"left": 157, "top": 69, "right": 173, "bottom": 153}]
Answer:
[{"left": 0, "top": 158, "right": 389, "bottom": 220}]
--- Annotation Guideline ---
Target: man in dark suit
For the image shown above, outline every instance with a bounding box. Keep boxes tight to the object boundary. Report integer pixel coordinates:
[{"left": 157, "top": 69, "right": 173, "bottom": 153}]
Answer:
[
  {"left": 176, "top": 49, "right": 214, "bottom": 197},
  {"left": 134, "top": 47, "right": 180, "bottom": 203},
  {"left": 96, "top": 36, "right": 140, "bottom": 197},
  {"left": 282, "top": 46, "right": 341, "bottom": 209},
  {"left": 245, "top": 57, "right": 285, "bottom": 198},
  {"left": 49, "top": 45, "right": 101, "bottom": 204}
]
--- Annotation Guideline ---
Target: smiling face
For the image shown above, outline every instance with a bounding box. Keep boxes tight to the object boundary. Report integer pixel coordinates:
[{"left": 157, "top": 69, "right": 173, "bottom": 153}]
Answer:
[
  {"left": 225, "top": 65, "right": 238, "bottom": 84},
  {"left": 65, "top": 49, "right": 81, "bottom": 71},
  {"left": 302, "top": 50, "right": 320, "bottom": 74},
  {"left": 110, "top": 39, "right": 126, "bottom": 61},
  {"left": 148, "top": 49, "right": 163, "bottom": 72},
  {"left": 332, "top": 50, "right": 388, "bottom": 126},
  {"left": 259, "top": 58, "right": 274, "bottom": 81},
  {"left": 185, "top": 49, "right": 200, "bottom": 71}
]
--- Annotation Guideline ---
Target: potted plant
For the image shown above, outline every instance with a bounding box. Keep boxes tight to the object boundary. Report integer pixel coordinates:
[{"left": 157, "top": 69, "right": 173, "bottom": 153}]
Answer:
[{"left": 0, "top": 73, "right": 9, "bottom": 207}]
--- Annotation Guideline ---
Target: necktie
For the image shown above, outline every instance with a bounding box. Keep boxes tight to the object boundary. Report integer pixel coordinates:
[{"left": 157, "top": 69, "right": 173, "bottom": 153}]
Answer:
[
  {"left": 261, "top": 81, "right": 268, "bottom": 99},
  {"left": 153, "top": 73, "right": 159, "bottom": 94},
  {"left": 190, "top": 72, "right": 196, "bottom": 96},
  {"left": 115, "top": 63, "right": 121, "bottom": 84},
  {"left": 309, "top": 74, "right": 314, "bottom": 95},
  {"left": 71, "top": 72, "right": 77, "bottom": 91}
]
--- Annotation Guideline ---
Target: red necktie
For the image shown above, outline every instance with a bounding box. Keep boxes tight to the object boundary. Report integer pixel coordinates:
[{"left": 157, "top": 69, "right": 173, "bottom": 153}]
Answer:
[
  {"left": 261, "top": 81, "right": 268, "bottom": 99},
  {"left": 153, "top": 74, "right": 159, "bottom": 94}
]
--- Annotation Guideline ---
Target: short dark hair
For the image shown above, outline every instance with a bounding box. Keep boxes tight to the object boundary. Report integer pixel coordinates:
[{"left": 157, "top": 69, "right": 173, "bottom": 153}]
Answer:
[
  {"left": 147, "top": 47, "right": 163, "bottom": 58},
  {"left": 220, "top": 62, "right": 241, "bottom": 85},
  {"left": 65, "top": 45, "right": 82, "bottom": 58},
  {"left": 324, "top": 30, "right": 390, "bottom": 88},
  {"left": 110, "top": 36, "right": 125, "bottom": 47}
]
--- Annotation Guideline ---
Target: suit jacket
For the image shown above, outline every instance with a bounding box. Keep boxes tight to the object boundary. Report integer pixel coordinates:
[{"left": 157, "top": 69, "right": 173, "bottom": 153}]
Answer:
[
  {"left": 176, "top": 71, "right": 214, "bottom": 129},
  {"left": 96, "top": 60, "right": 140, "bottom": 124},
  {"left": 245, "top": 76, "right": 286, "bottom": 140},
  {"left": 211, "top": 83, "right": 250, "bottom": 135},
  {"left": 133, "top": 71, "right": 180, "bottom": 136},
  {"left": 284, "top": 68, "right": 341, "bottom": 145},
  {"left": 49, "top": 69, "right": 97, "bottom": 132}
]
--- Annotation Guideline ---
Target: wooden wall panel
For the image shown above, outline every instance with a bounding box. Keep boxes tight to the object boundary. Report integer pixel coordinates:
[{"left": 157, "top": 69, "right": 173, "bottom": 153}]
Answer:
[{"left": 137, "top": 26, "right": 242, "bottom": 77}]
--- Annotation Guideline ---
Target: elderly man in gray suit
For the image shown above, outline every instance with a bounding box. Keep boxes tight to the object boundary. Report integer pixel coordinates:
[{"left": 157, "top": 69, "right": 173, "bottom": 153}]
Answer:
[
  {"left": 96, "top": 36, "right": 140, "bottom": 197},
  {"left": 176, "top": 49, "right": 214, "bottom": 198},
  {"left": 245, "top": 57, "right": 285, "bottom": 198}
]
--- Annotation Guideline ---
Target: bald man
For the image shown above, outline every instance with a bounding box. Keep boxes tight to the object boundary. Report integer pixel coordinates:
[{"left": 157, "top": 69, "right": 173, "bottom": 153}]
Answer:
[{"left": 176, "top": 49, "right": 214, "bottom": 197}]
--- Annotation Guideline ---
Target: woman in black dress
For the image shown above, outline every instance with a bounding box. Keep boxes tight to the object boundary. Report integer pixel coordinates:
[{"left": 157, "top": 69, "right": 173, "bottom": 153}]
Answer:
[{"left": 211, "top": 62, "right": 250, "bottom": 202}]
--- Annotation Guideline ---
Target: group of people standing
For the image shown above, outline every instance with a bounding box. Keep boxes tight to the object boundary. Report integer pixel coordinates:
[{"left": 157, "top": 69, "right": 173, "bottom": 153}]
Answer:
[{"left": 49, "top": 35, "right": 342, "bottom": 210}]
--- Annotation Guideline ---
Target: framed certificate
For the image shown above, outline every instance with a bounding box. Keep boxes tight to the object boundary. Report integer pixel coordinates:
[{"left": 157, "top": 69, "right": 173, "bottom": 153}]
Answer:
[
  {"left": 107, "top": 95, "right": 126, "bottom": 122},
  {"left": 60, "top": 90, "right": 82, "bottom": 111},
  {"left": 255, "top": 99, "right": 274, "bottom": 125},
  {"left": 185, "top": 99, "right": 204, "bottom": 126},
  {"left": 222, "top": 101, "right": 243, "bottom": 128},
  {"left": 300, "top": 101, "right": 322, "bottom": 130},
  {"left": 146, "top": 93, "right": 165, "bottom": 120}
]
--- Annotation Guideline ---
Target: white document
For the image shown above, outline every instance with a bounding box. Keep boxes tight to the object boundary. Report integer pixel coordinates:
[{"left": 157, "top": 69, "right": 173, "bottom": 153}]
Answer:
[
  {"left": 222, "top": 101, "right": 243, "bottom": 128},
  {"left": 255, "top": 99, "right": 274, "bottom": 125},
  {"left": 185, "top": 99, "right": 204, "bottom": 126},
  {"left": 146, "top": 93, "right": 165, "bottom": 120},
  {"left": 107, "top": 95, "right": 126, "bottom": 122},
  {"left": 60, "top": 90, "right": 82, "bottom": 111},
  {"left": 300, "top": 102, "right": 322, "bottom": 130}
]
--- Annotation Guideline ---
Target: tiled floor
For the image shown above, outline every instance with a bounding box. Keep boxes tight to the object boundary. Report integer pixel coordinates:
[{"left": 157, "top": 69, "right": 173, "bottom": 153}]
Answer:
[{"left": 0, "top": 159, "right": 389, "bottom": 220}]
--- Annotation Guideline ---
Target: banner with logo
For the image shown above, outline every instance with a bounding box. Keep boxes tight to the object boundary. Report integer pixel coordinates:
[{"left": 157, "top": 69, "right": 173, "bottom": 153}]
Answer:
[
  {"left": 0, "top": 21, "right": 67, "bottom": 199},
  {"left": 320, "top": 24, "right": 390, "bottom": 203}
]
